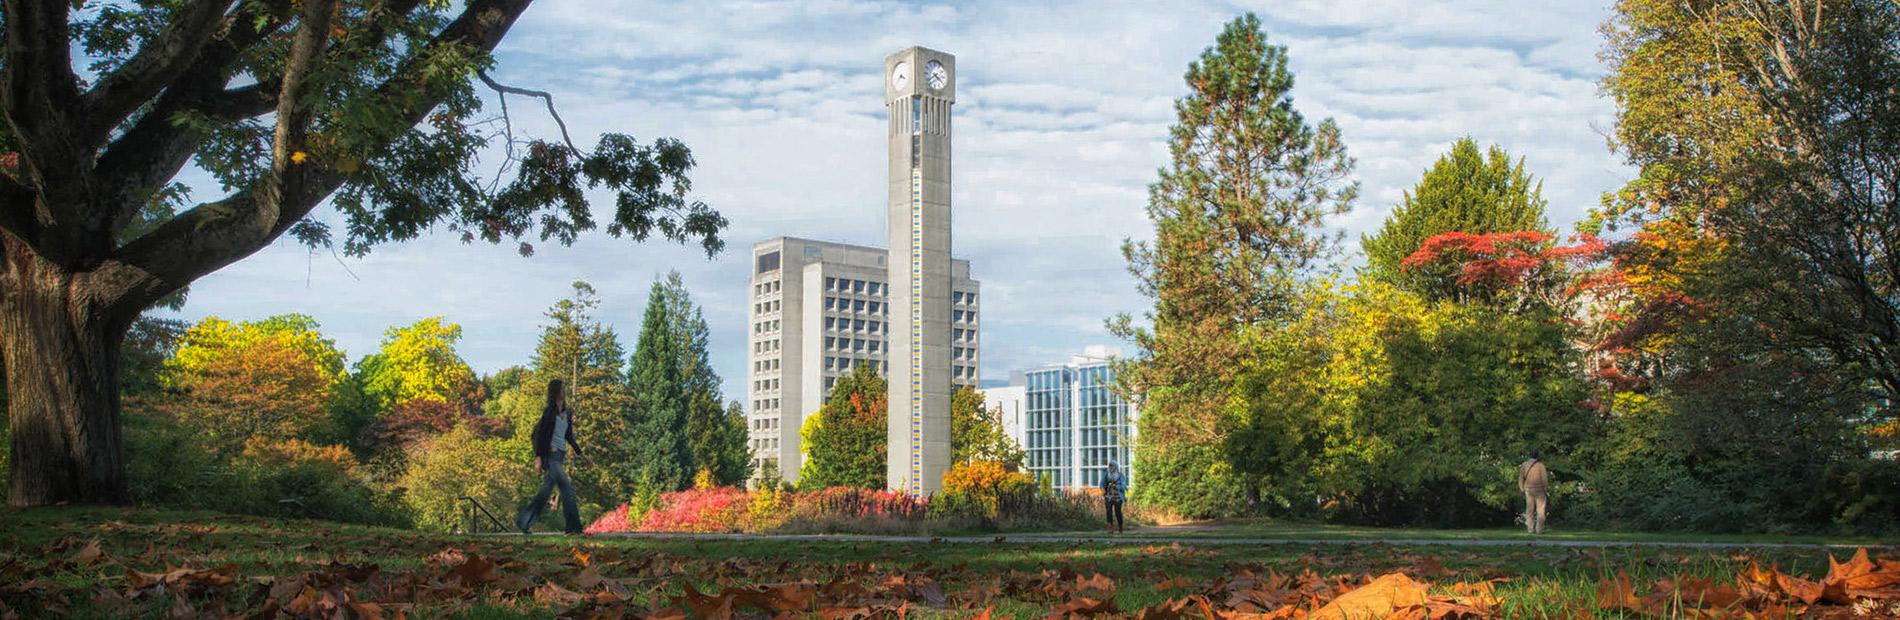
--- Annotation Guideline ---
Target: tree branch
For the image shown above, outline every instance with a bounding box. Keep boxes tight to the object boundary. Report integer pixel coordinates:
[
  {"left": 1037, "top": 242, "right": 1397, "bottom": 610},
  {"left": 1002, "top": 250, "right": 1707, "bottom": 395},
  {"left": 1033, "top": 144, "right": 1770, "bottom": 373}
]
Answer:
[
  {"left": 0, "top": 170, "right": 41, "bottom": 245},
  {"left": 78, "top": 0, "right": 238, "bottom": 148},
  {"left": 100, "top": 0, "right": 538, "bottom": 317},
  {"left": 2, "top": 0, "right": 93, "bottom": 262},
  {"left": 478, "top": 69, "right": 579, "bottom": 153}
]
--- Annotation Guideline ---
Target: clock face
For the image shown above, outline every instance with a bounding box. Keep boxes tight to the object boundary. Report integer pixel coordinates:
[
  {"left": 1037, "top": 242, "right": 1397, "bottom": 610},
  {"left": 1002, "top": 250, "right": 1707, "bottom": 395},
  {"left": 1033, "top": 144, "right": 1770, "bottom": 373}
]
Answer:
[
  {"left": 891, "top": 61, "right": 911, "bottom": 90},
  {"left": 924, "top": 60, "right": 947, "bottom": 90}
]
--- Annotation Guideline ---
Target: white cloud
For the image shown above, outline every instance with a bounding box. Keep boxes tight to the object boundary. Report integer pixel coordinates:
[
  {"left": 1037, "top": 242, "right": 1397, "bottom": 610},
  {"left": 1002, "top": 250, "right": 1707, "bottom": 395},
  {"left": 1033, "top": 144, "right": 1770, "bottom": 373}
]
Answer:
[{"left": 167, "top": 0, "right": 1633, "bottom": 404}]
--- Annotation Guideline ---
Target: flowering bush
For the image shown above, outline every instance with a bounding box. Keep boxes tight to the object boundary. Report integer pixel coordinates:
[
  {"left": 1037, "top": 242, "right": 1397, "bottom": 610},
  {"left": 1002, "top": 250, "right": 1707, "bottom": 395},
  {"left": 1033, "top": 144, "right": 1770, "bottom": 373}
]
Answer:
[
  {"left": 635, "top": 487, "right": 750, "bottom": 533},
  {"left": 583, "top": 483, "right": 1112, "bottom": 535},
  {"left": 583, "top": 503, "right": 632, "bottom": 534}
]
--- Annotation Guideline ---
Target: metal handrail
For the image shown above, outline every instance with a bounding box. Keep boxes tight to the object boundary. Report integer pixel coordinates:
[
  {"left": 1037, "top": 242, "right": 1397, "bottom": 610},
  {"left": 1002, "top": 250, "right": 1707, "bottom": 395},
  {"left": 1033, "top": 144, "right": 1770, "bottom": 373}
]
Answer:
[
  {"left": 459, "top": 495, "right": 510, "bottom": 534},
  {"left": 277, "top": 498, "right": 313, "bottom": 518}
]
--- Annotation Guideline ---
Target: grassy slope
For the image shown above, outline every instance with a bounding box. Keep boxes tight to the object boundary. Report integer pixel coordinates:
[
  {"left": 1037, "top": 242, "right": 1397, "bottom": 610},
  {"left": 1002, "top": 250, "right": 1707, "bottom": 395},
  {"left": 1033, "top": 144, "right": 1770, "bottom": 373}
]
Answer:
[{"left": 0, "top": 507, "right": 1873, "bottom": 618}]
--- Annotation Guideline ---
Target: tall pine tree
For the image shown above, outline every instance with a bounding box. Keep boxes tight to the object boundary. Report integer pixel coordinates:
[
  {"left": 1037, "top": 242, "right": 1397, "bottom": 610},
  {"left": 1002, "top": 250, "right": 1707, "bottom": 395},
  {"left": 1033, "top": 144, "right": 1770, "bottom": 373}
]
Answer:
[
  {"left": 626, "top": 279, "right": 692, "bottom": 492},
  {"left": 1108, "top": 14, "right": 1358, "bottom": 517},
  {"left": 1360, "top": 138, "right": 1550, "bottom": 300},
  {"left": 527, "top": 282, "right": 636, "bottom": 512},
  {"left": 659, "top": 272, "right": 751, "bottom": 485}
]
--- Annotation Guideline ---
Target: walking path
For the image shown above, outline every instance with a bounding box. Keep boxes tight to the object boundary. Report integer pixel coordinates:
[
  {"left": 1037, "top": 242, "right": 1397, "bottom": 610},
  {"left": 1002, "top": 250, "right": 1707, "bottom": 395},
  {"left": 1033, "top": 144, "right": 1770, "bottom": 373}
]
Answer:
[{"left": 574, "top": 530, "right": 1891, "bottom": 551}]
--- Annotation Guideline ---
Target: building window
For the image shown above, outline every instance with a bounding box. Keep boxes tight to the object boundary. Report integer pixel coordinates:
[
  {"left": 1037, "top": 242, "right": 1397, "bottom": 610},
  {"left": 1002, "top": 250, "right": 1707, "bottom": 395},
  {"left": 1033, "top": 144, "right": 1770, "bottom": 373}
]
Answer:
[
  {"left": 825, "top": 277, "right": 836, "bottom": 290},
  {"left": 853, "top": 281, "right": 865, "bottom": 294},
  {"left": 854, "top": 300, "right": 866, "bottom": 312},
  {"left": 853, "top": 319, "right": 866, "bottom": 331},
  {"left": 756, "top": 251, "right": 781, "bottom": 274}
]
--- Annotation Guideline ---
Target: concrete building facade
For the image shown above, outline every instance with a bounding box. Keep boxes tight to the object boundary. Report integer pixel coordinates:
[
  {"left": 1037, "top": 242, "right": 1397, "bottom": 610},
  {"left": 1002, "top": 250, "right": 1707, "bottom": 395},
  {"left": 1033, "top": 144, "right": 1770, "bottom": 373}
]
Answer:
[
  {"left": 884, "top": 46, "right": 958, "bottom": 494},
  {"left": 745, "top": 236, "right": 979, "bottom": 485}
]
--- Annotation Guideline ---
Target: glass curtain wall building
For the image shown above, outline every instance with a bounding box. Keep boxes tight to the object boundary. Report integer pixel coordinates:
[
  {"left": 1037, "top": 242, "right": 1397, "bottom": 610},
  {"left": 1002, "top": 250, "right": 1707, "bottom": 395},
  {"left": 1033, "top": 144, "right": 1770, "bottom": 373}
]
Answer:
[{"left": 1018, "top": 347, "right": 1135, "bottom": 490}]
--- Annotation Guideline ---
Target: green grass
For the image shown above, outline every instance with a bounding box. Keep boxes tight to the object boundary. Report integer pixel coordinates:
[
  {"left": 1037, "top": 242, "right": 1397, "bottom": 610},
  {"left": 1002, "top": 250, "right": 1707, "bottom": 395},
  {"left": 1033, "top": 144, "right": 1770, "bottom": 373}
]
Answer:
[
  {"left": 0, "top": 506, "right": 1883, "bottom": 618},
  {"left": 1107, "top": 517, "right": 1894, "bottom": 546}
]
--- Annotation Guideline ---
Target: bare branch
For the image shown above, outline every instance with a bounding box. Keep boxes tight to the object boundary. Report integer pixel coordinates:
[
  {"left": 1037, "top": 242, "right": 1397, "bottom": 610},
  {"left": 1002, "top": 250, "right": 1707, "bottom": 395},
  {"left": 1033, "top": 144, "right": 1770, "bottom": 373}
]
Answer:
[
  {"left": 79, "top": 0, "right": 238, "bottom": 147},
  {"left": 478, "top": 69, "right": 579, "bottom": 153}
]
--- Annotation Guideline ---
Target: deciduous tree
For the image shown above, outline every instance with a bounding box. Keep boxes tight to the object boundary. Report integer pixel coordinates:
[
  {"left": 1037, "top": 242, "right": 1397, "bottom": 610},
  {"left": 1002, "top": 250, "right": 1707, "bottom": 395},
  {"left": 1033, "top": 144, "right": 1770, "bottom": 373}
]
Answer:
[
  {"left": 951, "top": 386, "right": 1023, "bottom": 469},
  {"left": 800, "top": 364, "right": 887, "bottom": 490},
  {"left": 0, "top": 0, "right": 725, "bottom": 506}
]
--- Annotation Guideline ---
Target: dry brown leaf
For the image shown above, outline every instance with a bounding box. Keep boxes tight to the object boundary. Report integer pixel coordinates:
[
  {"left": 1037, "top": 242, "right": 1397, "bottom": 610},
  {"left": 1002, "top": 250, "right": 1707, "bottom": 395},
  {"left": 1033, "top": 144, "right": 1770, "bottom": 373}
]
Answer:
[
  {"left": 70, "top": 538, "right": 103, "bottom": 566},
  {"left": 1310, "top": 573, "right": 1428, "bottom": 620},
  {"left": 1596, "top": 571, "right": 1640, "bottom": 611}
]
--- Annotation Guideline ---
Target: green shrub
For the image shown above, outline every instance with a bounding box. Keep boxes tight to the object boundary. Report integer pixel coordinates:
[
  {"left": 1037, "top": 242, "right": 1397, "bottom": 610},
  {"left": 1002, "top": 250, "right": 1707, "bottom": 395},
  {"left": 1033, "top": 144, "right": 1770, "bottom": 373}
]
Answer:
[
  {"left": 232, "top": 440, "right": 401, "bottom": 526},
  {"left": 398, "top": 425, "right": 530, "bottom": 532},
  {"left": 125, "top": 408, "right": 232, "bottom": 509}
]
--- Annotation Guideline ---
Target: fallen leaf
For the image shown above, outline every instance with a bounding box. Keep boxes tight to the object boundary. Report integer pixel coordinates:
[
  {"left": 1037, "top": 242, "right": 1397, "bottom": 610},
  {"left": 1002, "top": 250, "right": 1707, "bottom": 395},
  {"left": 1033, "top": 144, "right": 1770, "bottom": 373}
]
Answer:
[{"left": 1312, "top": 573, "right": 1428, "bottom": 620}]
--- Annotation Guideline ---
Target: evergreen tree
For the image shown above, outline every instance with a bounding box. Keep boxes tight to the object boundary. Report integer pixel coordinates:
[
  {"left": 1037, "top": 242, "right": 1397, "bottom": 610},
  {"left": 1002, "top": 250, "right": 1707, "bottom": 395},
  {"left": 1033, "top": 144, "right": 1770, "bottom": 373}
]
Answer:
[
  {"left": 658, "top": 272, "right": 752, "bottom": 485},
  {"left": 528, "top": 282, "right": 636, "bottom": 511},
  {"left": 1107, "top": 13, "right": 1358, "bottom": 517},
  {"left": 1361, "top": 138, "right": 1550, "bottom": 300},
  {"left": 626, "top": 279, "right": 691, "bottom": 492}
]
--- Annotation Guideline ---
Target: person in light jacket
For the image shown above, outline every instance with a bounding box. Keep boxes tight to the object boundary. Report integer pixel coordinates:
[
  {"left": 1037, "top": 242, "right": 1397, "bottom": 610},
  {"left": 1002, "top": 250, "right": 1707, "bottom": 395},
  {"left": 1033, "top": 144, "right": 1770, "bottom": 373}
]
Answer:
[
  {"left": 1101, "top": 461, "right": 1128, "bottom": 533},
  {"left": 1517, "top": 449, "right": 1550, "bottom": 534},
  {"left": 515, "top": 379, "right": 591, "bottom": 535}
]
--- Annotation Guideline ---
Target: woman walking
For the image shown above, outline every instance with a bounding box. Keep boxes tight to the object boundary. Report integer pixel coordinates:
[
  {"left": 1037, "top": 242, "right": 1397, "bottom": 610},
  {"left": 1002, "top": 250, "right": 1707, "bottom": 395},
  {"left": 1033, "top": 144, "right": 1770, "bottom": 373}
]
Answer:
[{"left": 515, "top": 379, "right": 591, "bottom": 535}]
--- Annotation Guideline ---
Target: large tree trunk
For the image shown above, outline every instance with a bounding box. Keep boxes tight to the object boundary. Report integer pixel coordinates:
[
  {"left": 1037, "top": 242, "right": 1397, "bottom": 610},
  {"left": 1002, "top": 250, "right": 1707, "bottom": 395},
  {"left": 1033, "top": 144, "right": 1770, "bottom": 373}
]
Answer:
[{"left": 2, "top": 242, "right": 132, "bottom": 506}]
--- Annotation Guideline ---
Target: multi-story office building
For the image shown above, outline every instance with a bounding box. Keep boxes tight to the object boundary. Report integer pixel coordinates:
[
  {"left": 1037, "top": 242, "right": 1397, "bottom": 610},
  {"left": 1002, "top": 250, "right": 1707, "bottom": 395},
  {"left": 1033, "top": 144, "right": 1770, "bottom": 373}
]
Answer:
[
  {"left": 992, "top": 346, "right": 1136, "bottom": 490},
  {"left": 746, "top": 236, "right": 980, "bottom": 485}
]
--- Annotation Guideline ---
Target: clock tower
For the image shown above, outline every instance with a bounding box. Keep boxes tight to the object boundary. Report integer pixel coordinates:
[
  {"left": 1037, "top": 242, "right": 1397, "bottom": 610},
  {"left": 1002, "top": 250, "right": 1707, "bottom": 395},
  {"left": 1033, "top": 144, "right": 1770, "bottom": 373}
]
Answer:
[{"left": 884, "top": 46, "right": 955, "bottom": 495}]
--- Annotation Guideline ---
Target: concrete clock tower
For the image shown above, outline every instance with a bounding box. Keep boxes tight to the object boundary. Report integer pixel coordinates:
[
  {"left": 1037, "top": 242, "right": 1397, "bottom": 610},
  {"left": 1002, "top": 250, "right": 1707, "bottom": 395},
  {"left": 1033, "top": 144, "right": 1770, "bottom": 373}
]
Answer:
[{"left": 884, "top": 46, "right": 955, "bottom": 495}]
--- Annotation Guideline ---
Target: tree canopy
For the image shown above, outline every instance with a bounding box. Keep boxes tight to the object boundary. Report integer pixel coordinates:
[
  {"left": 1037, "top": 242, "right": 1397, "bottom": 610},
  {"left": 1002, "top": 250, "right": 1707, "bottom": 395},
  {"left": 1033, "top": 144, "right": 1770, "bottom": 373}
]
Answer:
[
  {"left": 1361, "top": 138, "right": 1549, "bottom": 301},
  {"left": 2, "top": 0, "right": 729, "bottom": 506}
]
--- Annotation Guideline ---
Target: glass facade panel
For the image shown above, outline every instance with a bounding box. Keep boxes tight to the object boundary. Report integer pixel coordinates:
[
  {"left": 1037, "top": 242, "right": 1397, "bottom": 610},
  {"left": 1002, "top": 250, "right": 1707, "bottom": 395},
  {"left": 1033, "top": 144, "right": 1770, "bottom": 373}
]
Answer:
[{"left": 1017, "top": 362, "right": 1134, "bottom": 491}]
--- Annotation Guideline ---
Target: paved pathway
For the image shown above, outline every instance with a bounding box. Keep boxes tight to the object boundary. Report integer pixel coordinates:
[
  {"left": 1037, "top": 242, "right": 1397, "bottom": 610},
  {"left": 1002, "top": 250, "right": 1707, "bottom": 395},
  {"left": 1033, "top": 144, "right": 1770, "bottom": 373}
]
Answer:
[{"left": 574, "top": 530, "right": 1890, "bottom": 551}]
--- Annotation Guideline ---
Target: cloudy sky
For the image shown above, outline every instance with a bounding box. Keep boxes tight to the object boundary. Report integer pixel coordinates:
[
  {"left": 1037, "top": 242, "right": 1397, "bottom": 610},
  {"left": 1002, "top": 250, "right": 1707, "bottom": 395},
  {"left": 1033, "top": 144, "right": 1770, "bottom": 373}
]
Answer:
[{"left": 165, "top": 0, "right": 1632, "bottom": 402}]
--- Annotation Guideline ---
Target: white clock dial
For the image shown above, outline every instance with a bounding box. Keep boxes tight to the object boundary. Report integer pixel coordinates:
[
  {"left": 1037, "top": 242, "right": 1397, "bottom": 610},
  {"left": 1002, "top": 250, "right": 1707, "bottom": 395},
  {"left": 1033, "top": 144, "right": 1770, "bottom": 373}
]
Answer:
[
  {"left": 891, "top": 61, "right": 911, "bottom": 90},
  {"left": 924, "top": 60, "right": 947, "bottom": 90}
]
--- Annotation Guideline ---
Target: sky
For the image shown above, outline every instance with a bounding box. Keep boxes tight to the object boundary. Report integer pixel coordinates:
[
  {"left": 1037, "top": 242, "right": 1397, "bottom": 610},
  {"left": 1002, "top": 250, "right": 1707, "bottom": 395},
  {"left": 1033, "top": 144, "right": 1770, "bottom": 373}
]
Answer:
[{"left": 164, "top": 0, "right": 1633, "bottom": 404}]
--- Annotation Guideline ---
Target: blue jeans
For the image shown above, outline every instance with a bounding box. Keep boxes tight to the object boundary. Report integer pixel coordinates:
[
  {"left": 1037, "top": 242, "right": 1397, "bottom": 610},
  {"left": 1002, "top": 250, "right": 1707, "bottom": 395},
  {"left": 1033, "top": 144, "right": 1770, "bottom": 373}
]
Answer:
[{"left": 515, "top": 452, "right": 582, "bottom": 533}]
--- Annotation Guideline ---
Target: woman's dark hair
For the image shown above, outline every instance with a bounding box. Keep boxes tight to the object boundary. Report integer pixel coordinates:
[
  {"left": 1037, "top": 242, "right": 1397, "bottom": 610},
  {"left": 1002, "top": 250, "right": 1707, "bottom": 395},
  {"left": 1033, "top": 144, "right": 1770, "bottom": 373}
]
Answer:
[
  {"left": 544, "top": 379, "right": 567, "bottom": 417},
  {"left": 1529, "top": 448, "right": 1541, "bottom": 460}
]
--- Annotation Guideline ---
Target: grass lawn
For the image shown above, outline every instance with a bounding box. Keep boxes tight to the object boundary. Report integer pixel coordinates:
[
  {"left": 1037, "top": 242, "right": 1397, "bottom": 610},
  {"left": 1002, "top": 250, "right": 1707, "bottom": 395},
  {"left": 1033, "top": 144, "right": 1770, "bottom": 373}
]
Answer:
[
  {"left": 1109, "top": 518, "right": 1896, "bottom": 547},
  {"left": 0, "top": 507, "right": 1892, "bottom": 618}
]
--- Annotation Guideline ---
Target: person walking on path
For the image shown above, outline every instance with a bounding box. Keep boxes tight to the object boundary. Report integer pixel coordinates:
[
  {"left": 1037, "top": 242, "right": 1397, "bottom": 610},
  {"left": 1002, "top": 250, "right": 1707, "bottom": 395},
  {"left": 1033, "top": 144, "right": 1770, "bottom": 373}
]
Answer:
[
  {"left": 516, "top": 379, "right": 592, "bottom": 535},
  {"left": 1101, "top": 461, "right": 1129, "bottom": 533},
  {"left": 1517, "top": 449, "right": 1550, "bottom": 534}
]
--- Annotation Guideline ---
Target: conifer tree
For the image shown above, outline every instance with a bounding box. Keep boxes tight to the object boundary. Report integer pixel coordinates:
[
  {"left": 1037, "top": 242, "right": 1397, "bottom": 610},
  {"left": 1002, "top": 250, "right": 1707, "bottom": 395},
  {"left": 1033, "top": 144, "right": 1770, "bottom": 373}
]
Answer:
[
  {"left": 528, "top": 282, "right": 635, "bottom": 509},
  {"left": 626, "top": 280, "right": 691, "bottom": 492},
  {"left": 657, "top": 272, "right": 751, "bottom": 485},
  {"left": 1108, "top": 13, "right": 1357, "bottom": 517},
  {"left": 1361, "top": 138, "right": 1549, "bottom": 300}
]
